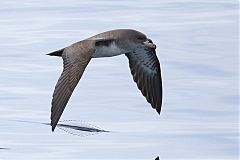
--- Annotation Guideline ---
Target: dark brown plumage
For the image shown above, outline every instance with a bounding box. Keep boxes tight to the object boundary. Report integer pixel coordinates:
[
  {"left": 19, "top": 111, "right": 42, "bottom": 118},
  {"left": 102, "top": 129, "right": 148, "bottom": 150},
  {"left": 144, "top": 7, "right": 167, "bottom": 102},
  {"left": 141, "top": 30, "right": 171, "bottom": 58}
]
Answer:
[{"left": 48, "top": 29, "right": 163, "bottom": 131}]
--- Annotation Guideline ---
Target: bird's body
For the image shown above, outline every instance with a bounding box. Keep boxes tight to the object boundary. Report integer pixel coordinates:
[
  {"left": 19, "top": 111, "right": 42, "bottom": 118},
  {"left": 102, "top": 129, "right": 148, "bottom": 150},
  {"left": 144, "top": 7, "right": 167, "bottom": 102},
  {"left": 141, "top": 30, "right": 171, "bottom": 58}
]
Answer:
[{"left": 48, "top": 29, "right": 162, "bottom": 131}]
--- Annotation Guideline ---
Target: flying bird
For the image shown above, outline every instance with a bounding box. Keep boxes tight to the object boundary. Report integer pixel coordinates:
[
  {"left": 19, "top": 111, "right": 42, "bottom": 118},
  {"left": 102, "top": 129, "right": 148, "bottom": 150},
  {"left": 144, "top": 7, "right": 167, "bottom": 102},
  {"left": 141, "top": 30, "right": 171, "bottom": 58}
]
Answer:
[{"left": 48, "top": 29, "right": 163, "bottom": 131}]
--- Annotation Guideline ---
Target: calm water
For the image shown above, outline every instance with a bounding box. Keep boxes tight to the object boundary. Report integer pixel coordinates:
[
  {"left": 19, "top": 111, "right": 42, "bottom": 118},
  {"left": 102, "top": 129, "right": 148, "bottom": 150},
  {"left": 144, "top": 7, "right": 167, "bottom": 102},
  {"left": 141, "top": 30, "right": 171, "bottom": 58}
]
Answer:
[{"left": 0, "top": 0, "right": 238, "bottom": 159}]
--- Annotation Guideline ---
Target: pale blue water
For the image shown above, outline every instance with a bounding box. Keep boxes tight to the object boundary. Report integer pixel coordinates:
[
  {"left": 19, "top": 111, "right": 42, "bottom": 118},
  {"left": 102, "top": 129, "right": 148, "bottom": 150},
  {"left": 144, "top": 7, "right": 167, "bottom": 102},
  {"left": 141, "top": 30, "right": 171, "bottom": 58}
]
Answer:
[{"left": 0, "top": 0, "right": 238, "bottom": 159}]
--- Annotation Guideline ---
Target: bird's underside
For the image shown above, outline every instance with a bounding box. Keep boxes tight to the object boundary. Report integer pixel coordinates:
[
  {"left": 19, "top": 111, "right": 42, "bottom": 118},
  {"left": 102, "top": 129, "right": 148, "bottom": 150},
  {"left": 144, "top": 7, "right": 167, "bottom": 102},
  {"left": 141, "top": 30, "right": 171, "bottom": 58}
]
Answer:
[{"left": 48, "top": 29, "right": 163, "bottom": 131}]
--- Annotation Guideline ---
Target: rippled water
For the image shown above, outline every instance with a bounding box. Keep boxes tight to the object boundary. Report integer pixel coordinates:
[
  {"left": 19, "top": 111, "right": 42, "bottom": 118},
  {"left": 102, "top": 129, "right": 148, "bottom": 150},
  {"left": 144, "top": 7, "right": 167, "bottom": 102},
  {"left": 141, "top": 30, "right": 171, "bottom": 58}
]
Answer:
[{"left": 0, "top": 0, "right": 238, "bottom": 159}]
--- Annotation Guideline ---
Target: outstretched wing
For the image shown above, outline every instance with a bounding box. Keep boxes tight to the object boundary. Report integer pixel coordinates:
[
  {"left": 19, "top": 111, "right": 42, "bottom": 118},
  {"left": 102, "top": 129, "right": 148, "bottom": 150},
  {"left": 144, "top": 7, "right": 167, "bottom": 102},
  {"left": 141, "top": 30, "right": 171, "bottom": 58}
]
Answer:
[
  {"left": 50, "top": 41, "right": 95, "bottom": 131},
  {"left": 125, "top": 47, "right": 162, "bottom": 114}
]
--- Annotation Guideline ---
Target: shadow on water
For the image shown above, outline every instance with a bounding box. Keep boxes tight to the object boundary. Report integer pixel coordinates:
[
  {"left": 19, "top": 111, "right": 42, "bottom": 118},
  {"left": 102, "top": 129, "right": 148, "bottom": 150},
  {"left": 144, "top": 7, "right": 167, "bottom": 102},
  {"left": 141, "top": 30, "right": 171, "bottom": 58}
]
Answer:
[
  {"left": 54, "top": 120, "right": 110, "bottom": 137},
  {"left": 12, "top": 120, "right": 109, "bottom": 137},
  {"left": 0, "top": 148, "right": 10, "bottom": 150},
  {"left": 8, "top": 120, "right": 161, "bottom": 157}
]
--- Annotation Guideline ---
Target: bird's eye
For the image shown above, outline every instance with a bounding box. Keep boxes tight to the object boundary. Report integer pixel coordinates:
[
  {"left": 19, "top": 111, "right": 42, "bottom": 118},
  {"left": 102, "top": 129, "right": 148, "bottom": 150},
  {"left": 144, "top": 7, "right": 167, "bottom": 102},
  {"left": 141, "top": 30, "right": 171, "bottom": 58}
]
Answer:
[{"left": 137, "top": 37, "right": 144, "bottom": 40}]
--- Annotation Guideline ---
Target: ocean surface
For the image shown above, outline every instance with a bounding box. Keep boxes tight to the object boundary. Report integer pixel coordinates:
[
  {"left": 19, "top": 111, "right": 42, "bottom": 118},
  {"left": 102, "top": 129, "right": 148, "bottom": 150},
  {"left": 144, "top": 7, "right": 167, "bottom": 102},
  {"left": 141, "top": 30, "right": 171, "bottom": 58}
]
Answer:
[{"left": 0, "top": 0, "right": 238, "bottom": 159}]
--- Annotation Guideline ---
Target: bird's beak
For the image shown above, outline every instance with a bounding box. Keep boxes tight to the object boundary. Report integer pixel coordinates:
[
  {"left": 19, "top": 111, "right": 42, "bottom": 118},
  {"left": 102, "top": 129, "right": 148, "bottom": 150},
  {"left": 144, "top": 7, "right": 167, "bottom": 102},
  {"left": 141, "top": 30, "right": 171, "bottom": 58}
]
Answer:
[{"left": 143, "top": 38, "right": 156, "bottom": 49}]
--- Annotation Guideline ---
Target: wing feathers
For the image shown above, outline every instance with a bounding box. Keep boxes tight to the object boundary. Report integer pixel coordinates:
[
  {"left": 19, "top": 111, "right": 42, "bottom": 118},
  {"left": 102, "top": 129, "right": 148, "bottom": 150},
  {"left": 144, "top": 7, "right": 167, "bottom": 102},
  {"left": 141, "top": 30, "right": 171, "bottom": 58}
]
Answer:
[
  {"left": 126, "top": 48, "right": 162, "bottom": 114},
  {"left": 50, "top": 41, "right": 94, "bottom": 131}
]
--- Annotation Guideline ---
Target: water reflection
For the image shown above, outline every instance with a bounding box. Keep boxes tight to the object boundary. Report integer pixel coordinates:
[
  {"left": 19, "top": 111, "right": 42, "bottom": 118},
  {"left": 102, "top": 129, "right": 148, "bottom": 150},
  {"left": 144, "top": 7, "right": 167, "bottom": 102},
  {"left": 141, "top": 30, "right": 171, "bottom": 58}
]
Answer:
[
  {"left": 13, "top": 119, "right": 108, "bottom": 137},
  {"left": 0, "top": 148, "right": 10, "bottom": 150},
  {"left": 56, "top": 120, "right": 109, "bottom": 136}
]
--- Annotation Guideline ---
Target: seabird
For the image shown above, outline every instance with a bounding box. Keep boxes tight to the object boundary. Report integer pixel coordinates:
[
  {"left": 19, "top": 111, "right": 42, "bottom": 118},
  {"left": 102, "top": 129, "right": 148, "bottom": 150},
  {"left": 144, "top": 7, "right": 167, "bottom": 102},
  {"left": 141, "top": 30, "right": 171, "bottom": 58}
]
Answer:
[{"left": 48, "top": 29, "right": 163, "bottom": 131}]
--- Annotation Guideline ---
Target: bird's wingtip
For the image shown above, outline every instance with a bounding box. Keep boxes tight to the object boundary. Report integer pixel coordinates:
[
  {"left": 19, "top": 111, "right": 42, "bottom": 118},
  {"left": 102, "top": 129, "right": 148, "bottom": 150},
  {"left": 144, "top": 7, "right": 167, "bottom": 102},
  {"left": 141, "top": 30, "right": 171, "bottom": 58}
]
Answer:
[
  {"left": 51, "top": 126, "right": 55, "bottom": 132},
  {"left": 51, "top": 120, "right": 56, "bottom": 132},
  {"left": 156, "top": 108, "right": 161, "bottom": 115}
]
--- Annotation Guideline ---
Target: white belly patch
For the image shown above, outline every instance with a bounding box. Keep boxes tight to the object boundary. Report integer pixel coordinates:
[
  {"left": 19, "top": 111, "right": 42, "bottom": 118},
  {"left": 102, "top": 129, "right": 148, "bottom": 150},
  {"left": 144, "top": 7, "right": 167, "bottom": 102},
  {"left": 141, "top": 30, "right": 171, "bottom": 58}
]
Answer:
[{"left": 92, "top": 42, "right": 123, "bottom": 58}]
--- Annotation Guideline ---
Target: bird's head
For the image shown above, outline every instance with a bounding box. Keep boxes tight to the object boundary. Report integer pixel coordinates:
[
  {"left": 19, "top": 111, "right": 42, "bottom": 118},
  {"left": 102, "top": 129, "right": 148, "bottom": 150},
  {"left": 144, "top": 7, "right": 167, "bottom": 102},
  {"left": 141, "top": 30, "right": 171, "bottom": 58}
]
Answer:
[{"left": 117, "top": 29, "right": 156, "bottom": 51}]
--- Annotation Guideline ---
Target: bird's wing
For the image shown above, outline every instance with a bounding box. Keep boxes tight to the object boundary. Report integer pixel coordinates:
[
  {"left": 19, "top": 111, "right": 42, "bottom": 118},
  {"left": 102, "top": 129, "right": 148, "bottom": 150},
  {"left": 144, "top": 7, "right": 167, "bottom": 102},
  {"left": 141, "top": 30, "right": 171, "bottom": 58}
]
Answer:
[
  {"left": 51, "top": 41, "right": 95, "bottom": 131},
  {"left": 125, "top": 47, "right": 162, "bottom": 114}
]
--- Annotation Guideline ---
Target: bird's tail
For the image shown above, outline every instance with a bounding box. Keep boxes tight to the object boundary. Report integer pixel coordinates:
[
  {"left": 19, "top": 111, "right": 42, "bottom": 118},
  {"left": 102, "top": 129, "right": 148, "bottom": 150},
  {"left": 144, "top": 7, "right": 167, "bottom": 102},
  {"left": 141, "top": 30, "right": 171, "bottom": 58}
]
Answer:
[{"left": 47, "top": 48, "right": 64, "bottom": 57}]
